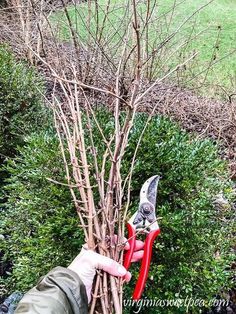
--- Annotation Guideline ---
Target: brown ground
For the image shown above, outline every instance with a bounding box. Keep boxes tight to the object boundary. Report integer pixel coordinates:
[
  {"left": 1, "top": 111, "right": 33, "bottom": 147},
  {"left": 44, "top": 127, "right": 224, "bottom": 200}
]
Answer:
[{"left": 141, "top": 83, "right": 236, "bottom": 179}]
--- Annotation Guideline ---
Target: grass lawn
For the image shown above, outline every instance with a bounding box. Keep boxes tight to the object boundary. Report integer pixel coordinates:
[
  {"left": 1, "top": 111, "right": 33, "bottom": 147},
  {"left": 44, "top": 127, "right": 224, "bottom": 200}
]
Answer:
[{"left": 52, "top": 0, "right": 236, "bottom": 99}]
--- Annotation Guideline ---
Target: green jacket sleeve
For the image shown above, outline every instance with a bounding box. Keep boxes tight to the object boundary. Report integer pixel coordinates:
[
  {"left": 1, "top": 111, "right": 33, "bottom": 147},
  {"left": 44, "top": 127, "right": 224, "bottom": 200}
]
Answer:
[{"left": 14, "top": 267, "right": 88, "bottom": 314}]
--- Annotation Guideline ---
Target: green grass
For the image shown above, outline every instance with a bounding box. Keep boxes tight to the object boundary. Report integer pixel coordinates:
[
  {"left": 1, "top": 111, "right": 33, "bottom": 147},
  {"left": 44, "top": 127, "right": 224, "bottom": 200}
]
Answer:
[
  {"left": 52, "top": 0, "right": 236, "bottom": 98},
  {"left": 162, "top": 0, "right": 236, "bottom": 97}
]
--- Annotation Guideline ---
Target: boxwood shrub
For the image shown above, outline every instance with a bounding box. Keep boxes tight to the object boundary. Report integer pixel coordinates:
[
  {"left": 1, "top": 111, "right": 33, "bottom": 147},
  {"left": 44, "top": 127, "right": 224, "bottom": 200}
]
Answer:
[
  {"left": 0, "top": 111, "right": 234, "bottom": 313},
  {"left": 0, "top": 44, "right": 47, "bottom": 162},
  {"left": 0, "top": 129, "right": 83, "bottom": 295}
]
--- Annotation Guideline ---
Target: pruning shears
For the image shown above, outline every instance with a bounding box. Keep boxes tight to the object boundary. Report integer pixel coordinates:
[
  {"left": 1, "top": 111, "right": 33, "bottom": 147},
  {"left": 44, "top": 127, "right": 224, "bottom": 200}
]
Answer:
[{"left": 123, "top": 175, "right": 161, "bottom": 300}]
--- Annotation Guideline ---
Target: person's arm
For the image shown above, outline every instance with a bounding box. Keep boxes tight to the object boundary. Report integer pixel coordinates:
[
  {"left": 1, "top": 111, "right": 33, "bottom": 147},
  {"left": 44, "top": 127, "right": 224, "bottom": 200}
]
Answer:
[
  {"left": 15, "top": 266, "right": 88, "bottom": 314},
  {"left": 15, "top": 241, "right": 144, "bottom": 314}
]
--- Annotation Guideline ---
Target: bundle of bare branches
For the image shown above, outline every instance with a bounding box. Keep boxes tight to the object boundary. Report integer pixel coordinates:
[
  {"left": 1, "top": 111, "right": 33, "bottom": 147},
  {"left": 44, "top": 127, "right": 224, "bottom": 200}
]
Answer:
[
  {"left": 1, "top": 0, "right": 230, "bottom": 312},
  {"left": 33, "top": 3, "right": 197, "bottom": 313}
]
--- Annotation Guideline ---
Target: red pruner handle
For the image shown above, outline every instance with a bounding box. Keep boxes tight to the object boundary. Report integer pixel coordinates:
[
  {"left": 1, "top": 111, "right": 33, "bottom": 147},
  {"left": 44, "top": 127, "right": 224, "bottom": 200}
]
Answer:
[
  {"left": 133, "top": 228, "right": 160, "bottom": 300},
  {"left": 123, "top": 223, "right": 136, "bottom": 271}
]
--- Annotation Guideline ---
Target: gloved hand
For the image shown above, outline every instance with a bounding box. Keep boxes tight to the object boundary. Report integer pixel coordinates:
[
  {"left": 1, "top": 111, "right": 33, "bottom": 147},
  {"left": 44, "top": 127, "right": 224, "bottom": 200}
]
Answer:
[{"left": 68, "top": 239, "right": 144, "bottom": 302}]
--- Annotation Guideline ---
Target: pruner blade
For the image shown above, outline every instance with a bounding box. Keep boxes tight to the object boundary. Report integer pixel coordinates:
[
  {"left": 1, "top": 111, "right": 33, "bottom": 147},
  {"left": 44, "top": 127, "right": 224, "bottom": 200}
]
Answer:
[
  {"left": 123, "top": 175, "right": 161, "bottom": 300},
  {"left": 129, "top": 175, "right": 160, "bottom": 232}
]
